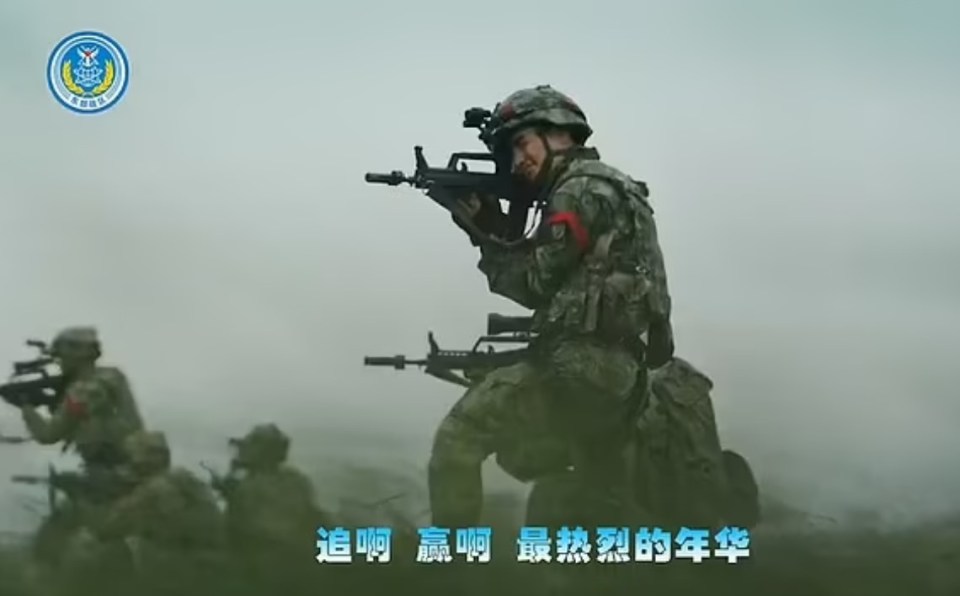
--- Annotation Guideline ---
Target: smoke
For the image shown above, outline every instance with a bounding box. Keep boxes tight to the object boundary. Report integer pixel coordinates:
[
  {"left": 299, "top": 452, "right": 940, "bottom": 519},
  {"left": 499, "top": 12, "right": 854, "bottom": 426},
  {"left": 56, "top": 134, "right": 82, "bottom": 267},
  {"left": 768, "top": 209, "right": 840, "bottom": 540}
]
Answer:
[{"left": 1, "top": 0, "right": 958, "bottom": 533}]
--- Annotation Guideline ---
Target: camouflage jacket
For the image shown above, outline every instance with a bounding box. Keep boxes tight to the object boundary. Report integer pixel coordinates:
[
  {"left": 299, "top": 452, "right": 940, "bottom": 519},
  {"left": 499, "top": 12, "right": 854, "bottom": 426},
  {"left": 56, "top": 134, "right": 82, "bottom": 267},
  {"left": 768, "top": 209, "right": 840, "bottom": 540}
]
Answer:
[
  {"left": 478, "top": 147, "right": 671, "bottom": 348},
  {"left": 91, "top": 467, "right": 224, "bottom": 551},
  {"left": 223, "top": 465, "right": 324, "bottom": 552},
  {"left": 21, "top": 366, "right": 145, "bottom": 468}
]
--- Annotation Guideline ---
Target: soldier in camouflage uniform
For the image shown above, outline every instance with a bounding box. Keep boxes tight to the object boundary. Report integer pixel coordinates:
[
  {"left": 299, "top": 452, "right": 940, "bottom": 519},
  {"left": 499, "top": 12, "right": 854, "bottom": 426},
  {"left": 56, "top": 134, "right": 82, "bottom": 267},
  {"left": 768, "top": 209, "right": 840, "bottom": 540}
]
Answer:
[
  {"left": 214, "top": 424, "right": 326, "bottom": 587},
  {"left": 82, "top": 430, "right": 225, "bottom": 589},
  {"left": 18, "top": 327, "right": 145, "bottom": 565},
  {"left": 20, "top": 326, "right": 144, "bottom": 473},
  {"left": 429, "top": 85, "right": 675, "bottom": 527}
]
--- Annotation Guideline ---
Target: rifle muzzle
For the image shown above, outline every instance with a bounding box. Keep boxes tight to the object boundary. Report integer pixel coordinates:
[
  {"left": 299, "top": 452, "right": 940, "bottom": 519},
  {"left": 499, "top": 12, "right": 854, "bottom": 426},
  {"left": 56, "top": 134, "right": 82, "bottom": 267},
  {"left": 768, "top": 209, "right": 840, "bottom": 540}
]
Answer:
[
  {"left": 11, "top": 475, "right": 42, "bottom": 484},
  {"left": 487, "top": 313, "right": 532, "bottom": 335},
  {"left": 363, "top": 356, "right": 408, "bottom": 370},
  {"left": 364, "top": 171, "right": 408, "bottom": 185}
]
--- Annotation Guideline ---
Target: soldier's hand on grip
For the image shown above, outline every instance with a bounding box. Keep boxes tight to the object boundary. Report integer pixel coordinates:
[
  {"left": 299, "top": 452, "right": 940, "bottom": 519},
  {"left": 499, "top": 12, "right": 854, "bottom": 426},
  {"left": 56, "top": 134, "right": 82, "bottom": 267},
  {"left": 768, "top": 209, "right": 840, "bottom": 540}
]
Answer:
[{"left": 451, "top": 192, "right": 506, "bottom": 245}]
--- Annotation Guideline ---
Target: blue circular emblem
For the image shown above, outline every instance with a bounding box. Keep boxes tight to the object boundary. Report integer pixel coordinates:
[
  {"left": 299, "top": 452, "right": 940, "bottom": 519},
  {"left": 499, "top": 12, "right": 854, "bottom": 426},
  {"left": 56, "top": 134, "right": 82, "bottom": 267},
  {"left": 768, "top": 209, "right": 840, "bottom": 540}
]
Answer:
[{"left": 46, "top": 31, "right": 129, "bottom": 114}]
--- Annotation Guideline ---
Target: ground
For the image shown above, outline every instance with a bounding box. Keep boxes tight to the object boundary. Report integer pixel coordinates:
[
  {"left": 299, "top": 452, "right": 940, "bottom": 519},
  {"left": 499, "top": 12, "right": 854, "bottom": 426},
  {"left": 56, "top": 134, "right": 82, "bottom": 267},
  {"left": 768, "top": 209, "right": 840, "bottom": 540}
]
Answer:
[{"left": 0, "top": 468, "right": 956, "bottom": 596}]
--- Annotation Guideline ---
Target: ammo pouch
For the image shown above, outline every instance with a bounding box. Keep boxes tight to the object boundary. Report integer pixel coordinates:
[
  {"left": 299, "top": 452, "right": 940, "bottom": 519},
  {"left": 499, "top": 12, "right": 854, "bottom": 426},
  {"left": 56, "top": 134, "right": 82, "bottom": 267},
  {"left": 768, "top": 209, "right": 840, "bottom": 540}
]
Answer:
[
  {"left": 582, "top": 231, "right": 652, "bottom": 343},
  {"left": 535, "top": 169, "right": 663, "bottom": 345}
]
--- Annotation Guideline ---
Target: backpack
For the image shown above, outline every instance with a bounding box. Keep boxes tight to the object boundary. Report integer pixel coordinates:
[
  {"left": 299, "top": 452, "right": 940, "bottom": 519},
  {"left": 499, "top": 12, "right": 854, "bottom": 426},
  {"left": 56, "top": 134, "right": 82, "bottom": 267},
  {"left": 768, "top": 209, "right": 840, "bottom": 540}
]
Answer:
[{"left": 632, "top": 357, "right": 760, "bottom": 528}]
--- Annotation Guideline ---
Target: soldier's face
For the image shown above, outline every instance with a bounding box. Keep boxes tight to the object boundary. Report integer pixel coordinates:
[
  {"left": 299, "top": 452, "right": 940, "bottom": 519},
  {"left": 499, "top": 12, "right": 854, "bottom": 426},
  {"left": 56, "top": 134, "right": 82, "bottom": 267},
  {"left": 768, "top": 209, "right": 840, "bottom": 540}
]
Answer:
[
  {"left": 511, "top": 129, "right": 547, "bottom": 183},
  {"left": 511, "top": 128, "right": 576, "bottom": 184},
  {"left": 53, "top": 341, "right": 90, "bottom": 372},
  {"left": 232, "top": 443, "right": 256, "bottom": 468}
]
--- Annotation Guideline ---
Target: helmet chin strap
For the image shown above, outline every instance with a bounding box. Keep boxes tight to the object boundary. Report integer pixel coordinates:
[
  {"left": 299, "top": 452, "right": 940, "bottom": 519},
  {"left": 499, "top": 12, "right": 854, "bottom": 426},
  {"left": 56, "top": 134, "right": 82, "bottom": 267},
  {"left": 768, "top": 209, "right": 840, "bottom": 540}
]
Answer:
[
  {"left": 532, "top": 129, "right": 579, "bottom": 190},
  {"left": 501, "top": 127, "right": 578, "bottom": 238},
  {"left": 522, "top": 130, "right": 577, "bottom": 236},
  {"left": 532, "top": 130, "right": 555, "bottom": 188}
]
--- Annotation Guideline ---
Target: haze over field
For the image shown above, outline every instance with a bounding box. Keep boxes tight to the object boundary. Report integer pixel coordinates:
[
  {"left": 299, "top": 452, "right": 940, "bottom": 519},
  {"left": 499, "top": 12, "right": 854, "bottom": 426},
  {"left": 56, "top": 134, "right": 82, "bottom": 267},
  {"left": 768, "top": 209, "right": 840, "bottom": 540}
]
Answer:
[{"left": 1, "top": 0, "right": 957, "bottom": 533}]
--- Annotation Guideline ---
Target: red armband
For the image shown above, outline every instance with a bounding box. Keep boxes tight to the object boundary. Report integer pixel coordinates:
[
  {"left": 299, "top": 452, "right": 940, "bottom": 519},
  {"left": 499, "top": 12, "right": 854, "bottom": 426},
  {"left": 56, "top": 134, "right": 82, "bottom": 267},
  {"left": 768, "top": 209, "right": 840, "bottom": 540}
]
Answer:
[
  {"left": 63, "top": 395, "right": 87, "bottom": 418},
  {"left": 545, "top": 211, "right": 590, "bottom": 252}
]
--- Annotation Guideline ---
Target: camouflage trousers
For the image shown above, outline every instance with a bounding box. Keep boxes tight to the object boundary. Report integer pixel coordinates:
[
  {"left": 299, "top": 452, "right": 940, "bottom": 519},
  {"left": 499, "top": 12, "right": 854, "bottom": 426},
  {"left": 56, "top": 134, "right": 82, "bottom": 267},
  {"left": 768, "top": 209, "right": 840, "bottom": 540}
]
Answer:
[{"left": 428, "top": 338, "right": 642, "bottom": 527}]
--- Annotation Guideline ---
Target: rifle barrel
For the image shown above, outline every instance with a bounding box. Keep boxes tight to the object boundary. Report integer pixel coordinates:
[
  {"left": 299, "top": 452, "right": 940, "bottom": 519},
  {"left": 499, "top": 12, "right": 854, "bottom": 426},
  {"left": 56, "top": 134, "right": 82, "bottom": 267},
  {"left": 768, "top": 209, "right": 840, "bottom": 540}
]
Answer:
[
  {"left": 363, "top": 355, "right": 425, "bottom": 369},
  {"left": 487, "top": 313, "right": 533, "bottom": 335},
  {"left": 365, "top": 172, "right": 408, "bottom": 185},
  {"left": 477, "top": 336, "right": 531, "bottom": 344},
  {"left": 11, "top": 475, "right": 42, "bottom": 484}
]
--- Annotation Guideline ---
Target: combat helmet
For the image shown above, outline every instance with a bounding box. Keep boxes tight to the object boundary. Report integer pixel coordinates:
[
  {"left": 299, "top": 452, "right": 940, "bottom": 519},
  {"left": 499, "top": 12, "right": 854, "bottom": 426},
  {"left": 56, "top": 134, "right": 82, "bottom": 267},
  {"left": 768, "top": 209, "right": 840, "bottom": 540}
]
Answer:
[
  {"left": 124, "top": 430, "right": 171, "bottom": 471},
  {"left": 48, "top": 326, "right": 100, "bottom": 358},
  {"left": 485, "top": 85, "right": 592, "bottom": 153},
  {"left": 230, "top": 423, "right": 290, "bottom": 465}
]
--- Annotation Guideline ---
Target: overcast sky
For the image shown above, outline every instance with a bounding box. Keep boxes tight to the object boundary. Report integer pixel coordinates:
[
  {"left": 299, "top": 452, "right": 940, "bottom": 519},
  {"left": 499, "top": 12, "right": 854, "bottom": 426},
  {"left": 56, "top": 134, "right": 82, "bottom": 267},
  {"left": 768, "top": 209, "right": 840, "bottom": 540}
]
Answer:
[{"left": 0, "top": 0, "right": 957, "bottom": 530}]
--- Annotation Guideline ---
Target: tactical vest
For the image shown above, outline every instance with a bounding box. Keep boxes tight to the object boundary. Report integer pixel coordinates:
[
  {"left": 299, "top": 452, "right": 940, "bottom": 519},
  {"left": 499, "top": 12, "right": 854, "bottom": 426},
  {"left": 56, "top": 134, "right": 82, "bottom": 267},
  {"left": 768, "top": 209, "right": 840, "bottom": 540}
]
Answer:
[
  {"left": 532, "top": 158, "right": 672, "bottom": 350},
  {"left": 69, "top": 366, "right": 145, "bottom": 467},
  {"left": 632, "top": 357, "right": 759, "bottom": 529}
]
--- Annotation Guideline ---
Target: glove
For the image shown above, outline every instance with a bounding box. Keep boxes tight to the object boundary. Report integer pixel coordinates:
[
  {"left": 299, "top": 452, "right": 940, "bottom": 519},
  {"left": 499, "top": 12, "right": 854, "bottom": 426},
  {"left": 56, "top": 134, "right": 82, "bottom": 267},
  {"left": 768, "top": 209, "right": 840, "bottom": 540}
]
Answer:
[
  {"left": 646, "top": 319, "right": 675, "bottom": 368},
  {"left": 450, "top": 193, "right": 506, "bottom": 245}
]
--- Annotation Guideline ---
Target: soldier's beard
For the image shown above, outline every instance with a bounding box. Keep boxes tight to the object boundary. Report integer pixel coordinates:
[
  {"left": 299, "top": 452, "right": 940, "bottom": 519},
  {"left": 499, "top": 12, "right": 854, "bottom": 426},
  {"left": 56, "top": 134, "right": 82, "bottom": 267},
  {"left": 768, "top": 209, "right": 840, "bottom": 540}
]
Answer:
[
  {"left": 514, "top": 161, "right": 550, "bottom": 192},
  {"left": 516, "top": 159, "right": 539, "bottom": 182}
]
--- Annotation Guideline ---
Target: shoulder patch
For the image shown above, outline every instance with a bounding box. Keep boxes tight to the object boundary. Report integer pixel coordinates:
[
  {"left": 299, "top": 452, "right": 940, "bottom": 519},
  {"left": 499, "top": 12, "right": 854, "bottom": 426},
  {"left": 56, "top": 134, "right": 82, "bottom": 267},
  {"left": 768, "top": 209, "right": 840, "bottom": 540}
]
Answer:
[
  {"left": 545, "top": 211, "right": 590, "bottom": 252},
  {"left": 550, "top": 223, "right": 566, "bottom": 240}
]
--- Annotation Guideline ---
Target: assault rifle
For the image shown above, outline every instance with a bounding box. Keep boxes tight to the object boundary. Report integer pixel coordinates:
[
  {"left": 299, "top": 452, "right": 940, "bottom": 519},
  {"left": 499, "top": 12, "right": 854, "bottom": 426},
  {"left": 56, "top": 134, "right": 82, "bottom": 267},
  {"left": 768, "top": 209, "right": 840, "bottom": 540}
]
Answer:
[
  {"left": 0, "top": 340, "right": 63, "bottom": 410},
  {"left": 12, "top": 465, "right": 137, "bottom": 509},
  {"left": 200, "top": 461, "right": 239, "bottom": 497},
  {"left": 363, "top": 313, "right": 534, "bottom": 387},
  {"left": 364, "top": 107, "right": 536, "bottom": 244}
]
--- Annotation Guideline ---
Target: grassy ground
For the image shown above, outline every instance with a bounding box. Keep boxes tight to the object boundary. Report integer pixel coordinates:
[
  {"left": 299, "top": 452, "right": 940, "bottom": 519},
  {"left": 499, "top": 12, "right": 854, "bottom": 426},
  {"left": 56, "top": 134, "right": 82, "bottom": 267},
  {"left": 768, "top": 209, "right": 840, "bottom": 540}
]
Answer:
[{"left": 0, "top": 482, "right": 956, "bottom": 596}]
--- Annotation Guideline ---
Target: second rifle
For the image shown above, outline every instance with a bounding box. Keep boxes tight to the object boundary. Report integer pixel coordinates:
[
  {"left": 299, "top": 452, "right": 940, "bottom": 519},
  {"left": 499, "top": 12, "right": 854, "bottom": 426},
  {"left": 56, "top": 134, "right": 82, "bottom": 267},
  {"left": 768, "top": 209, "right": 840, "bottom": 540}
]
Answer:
[{"left": 363, "top": 313, "right": 534, "bottom": 387}]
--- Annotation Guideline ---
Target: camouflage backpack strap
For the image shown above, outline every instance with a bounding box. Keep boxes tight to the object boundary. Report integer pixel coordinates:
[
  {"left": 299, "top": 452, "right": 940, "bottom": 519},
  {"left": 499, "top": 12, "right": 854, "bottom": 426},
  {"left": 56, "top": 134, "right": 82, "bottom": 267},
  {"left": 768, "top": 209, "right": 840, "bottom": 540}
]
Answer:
[
  {"left": 549, "top": 169, "right": 653, "bottom": 217},
  {"left": 547, "top": 167, "right": 659, "bottom": 348},
  {"left": 547, "top": 168, "right": 627, "bottom": 334}
]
